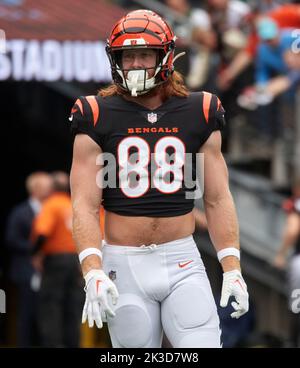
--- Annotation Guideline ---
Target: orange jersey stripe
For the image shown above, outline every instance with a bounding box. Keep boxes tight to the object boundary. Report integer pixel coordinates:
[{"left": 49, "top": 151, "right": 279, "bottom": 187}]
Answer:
[
  {"left": 202, "top": 92, "right": 212, "bottom": 124},
  {"left": 74, "top": 98, "right": 83, "bottom": 115},
  {"left": 86, "top": 96, "right": 99, "bottom": 126}
]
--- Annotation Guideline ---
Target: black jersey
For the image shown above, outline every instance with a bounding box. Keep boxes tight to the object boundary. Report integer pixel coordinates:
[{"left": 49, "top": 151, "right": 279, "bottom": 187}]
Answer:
[{"left": 70, "top": 92, "right": 225, "bottom": 217}]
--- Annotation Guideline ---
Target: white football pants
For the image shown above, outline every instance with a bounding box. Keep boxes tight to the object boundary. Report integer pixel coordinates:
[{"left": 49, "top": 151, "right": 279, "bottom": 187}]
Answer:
[{"left": 102, "top": 235, "right": 221, "bottom": 348}]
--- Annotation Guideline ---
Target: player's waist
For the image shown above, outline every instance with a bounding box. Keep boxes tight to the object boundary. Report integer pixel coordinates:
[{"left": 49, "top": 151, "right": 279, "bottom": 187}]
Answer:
[{"left": 103, "top": 234, "right": 196, "bottom": 254}]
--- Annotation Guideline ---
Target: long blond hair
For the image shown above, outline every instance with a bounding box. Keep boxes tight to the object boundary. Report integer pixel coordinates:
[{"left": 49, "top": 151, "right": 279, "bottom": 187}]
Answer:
[{"left": 98, "top": 71, "right": 189, "bottom": 99}]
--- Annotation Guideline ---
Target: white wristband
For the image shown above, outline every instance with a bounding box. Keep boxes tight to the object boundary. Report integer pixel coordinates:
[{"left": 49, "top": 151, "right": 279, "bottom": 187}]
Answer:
[
  {"left": 217, "top": 247, "right": 240, "bottom": 262},
  {"left": 79, "top": 247, "right": 102, "bottom": 264}
]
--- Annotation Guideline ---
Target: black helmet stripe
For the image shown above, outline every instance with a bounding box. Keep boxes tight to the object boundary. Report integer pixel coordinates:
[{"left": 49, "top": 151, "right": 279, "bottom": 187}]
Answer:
[{"left": 124, "top": 17, "right": 166, "bottom": 34}]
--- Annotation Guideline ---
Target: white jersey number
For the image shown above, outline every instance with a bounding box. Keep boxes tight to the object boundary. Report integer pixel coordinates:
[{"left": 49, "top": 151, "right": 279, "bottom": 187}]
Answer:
[{"left": 118, "top": 136, "right": 185, "bottom": 198}]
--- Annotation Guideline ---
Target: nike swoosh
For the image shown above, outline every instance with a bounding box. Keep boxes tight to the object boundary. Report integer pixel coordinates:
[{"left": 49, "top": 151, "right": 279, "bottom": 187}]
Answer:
[
  {"left": 68, "top": 115, "right": 73, "bottom": 121},
  {"left": 234, "top": 279, "right": 245, "bottom": 291},
  {"left": 178, "top": 260, "right": 193, "bottom": 268},
  {"left": 96, "top": 280, "right": 102, "bottom": 294}
]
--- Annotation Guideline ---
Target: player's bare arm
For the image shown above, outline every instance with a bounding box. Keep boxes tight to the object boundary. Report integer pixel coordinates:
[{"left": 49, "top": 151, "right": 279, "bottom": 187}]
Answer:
[
  {"left": 71, "top": 133, "right": 119, "bottom": 328},
  {"left": 70, "top": 133, "right": 103, "bottom": 275},
  {"left": 200, "top": 131, "right": 240, "bottom": 272},
  {"left": 200, "top": 130, "right": 249, "bottom": 318}
]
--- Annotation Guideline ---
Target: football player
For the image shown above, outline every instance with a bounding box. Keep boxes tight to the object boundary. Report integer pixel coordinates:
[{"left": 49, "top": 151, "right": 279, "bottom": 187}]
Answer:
[{"left": 70, "top": 9, "right": 249, "bottom": 348}]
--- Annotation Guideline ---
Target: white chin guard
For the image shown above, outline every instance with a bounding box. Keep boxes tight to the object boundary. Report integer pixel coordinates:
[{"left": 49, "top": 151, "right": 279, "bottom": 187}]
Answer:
[{"left": 117, "top": 69, "right": 156, "bottom": 97}]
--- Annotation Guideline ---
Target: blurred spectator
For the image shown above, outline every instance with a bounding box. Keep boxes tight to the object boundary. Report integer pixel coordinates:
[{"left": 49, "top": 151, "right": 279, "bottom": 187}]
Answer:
[
  {"left": 237, "top": 51, "right": 300, "bottom": 110},
  {"left": 251, "top": 0, "right": 282, "bottom": 13},
  {"left": 206, "top": 0, "right": 250, "bottom": 66},
  {"left": 32, "top": 171, "right": 84, "bottom": 347},
  {"left": 255, "top": 19, "right": 294, "bottom": 86},
  {"left": 5, "top": 172, "right": 53, "bottom": 347},
  {"left": 218, "top": 4, "right": 300, "bottom": 92},
  {"left": 273, "top": 178, "right": 300, "bottom": 347},
  {"left": 164, "top": 0, "right": 216, "bottom": 89},
  {"left": 237, "top": 76, "right": 299, "bottom": 112},
  {"left": 236, "top": 18, "right": 296, "bottom": 142},
  {"left": 204, "top": 0, "right": 251, "bottom": 149},
  {"left": 206, "top": 0, "right": 251, "bottom": 31}
]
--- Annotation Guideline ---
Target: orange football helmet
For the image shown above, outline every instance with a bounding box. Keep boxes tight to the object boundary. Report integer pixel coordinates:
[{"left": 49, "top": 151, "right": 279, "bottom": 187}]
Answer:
[{"left": 106, "top": 9, "right": 177, "bottom": 96}]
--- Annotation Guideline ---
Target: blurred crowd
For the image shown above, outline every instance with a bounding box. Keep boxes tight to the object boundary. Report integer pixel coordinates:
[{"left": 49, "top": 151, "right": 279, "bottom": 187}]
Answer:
[
  {"left": 5, "top": 171, "right": 84, "bottom": 347},
  {"left": 3, "top": 170, "right": 108, "bottom": 348}
]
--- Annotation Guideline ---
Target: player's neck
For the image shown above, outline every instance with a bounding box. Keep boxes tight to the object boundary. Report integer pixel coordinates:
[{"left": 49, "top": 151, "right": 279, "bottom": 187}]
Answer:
[{"left": 123, "top": 90, "right": 165, "bottom": 111}]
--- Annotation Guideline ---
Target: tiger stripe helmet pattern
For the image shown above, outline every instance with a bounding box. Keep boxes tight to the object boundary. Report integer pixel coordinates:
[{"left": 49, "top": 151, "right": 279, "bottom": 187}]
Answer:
[{"left": 106, "top": 9, "right": 177, "bottom": 95}]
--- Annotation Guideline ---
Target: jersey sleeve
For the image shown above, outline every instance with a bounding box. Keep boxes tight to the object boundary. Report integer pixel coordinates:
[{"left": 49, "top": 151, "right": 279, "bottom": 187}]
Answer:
[
  {"left": 210, "top": 94, "right": 225, "bottom": 130},
  {"left": 69, "top": 96, "right": 102, "bottom": 147},
  {"left": 199, "top": 92, "right": 226, "bottom": 146}
]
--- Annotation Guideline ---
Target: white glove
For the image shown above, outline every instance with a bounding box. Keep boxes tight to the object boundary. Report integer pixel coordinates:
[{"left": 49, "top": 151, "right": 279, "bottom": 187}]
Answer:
[
  {"left": 220, "top": 270, "right": 249, "bottom": 319},
  {"left": 82, "top": 269, "right": 119, "bottom": 329}
]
